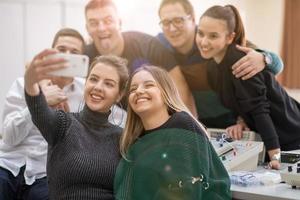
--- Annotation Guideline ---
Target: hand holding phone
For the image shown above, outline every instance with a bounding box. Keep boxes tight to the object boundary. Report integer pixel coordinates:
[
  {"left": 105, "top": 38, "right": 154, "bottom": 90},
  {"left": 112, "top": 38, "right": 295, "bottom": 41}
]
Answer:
[{"left": 48, "top": 53, "right": 89, "bottom": 77}]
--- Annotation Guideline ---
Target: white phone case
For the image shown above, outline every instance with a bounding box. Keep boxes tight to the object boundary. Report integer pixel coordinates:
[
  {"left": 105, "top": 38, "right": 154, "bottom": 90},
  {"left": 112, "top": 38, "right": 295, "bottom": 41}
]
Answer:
[{"left": 48, "top": 53, "right": 89, "bottom": 77}]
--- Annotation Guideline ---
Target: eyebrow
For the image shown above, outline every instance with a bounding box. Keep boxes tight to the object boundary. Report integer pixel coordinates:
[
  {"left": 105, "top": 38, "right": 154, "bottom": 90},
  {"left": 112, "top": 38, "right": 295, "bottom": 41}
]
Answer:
[
  {"left": 130, "top": 80, "right": 155, "bottom": 87},
  {"left": 198, "top": 28, "right": 218, "bottom": 34},
  {"left": 88, "top": 15, "right": 113, "bottom": 21},
  {"left": 89, "top": 74, "right": 118, "bottom": 83}
]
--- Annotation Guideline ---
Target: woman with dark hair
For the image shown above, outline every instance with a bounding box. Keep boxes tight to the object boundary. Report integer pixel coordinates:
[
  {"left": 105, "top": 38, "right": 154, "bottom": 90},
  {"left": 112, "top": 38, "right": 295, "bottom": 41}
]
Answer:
[{"left": 196, "top": 5, "right": 300, "bottom": 169}]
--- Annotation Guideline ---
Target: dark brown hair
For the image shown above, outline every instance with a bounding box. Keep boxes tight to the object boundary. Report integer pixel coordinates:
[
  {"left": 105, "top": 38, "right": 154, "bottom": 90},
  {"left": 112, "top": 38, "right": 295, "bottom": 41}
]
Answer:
[
  {"left": 201, "top": 5, "right": 246, "bottom": 46},
  {"left": 51, "top": 28, "right": 85, "bottom": 49}
]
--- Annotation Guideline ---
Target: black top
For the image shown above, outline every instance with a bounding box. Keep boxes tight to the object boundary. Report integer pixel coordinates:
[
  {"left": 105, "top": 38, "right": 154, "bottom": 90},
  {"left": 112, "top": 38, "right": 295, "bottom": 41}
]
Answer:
[
  {"left": 143, "top": 111, "right": 206, "bottom": 137},
  {"left": 85, "top": 31, "right": 177, "bottom": 74},
  {"left": 208, "top": 44, "right": 300, "bottom": 151},
  {"left": 157, "top": 31, "right": 208, "bottom": 91},
  {"left": 25, "top": 91, "right": 122, "bottom": 200}
]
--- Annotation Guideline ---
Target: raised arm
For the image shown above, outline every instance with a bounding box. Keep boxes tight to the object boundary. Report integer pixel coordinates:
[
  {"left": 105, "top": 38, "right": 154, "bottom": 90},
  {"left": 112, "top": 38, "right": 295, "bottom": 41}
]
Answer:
[{"left": 24, "top": 49, "right": 69, "bottom": 145}]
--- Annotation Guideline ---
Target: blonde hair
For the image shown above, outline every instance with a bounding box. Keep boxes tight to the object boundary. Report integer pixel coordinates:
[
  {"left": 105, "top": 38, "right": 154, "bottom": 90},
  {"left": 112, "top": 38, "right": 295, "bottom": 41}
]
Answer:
[{"left": 120, "top": 65, "right": 207, "bottom": 156}]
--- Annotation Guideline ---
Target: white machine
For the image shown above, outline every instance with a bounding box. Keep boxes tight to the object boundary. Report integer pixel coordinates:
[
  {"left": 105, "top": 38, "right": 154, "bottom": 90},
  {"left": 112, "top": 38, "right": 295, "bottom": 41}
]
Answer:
[
  {"left": 280, "top": 161, "right": 300, "bottom": 188},
  {"left": 280, "top": 150, "right": 300, "bottom": 188},
  {"left": 209, "top": 129, "right": 264, "bottom": 172},
  {"left": 208, "top": 128, "right": 257, "bottom": 141}
]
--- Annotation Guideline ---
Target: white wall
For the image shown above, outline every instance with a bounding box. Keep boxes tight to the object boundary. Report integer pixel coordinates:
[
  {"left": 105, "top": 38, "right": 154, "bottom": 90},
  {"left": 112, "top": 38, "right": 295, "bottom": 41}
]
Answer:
[
  {"left": 0, "top": 0, "right": 284, "bottom": 129},
  {"left": 244, "top": 0, "right": 284, "bottom": 54}
]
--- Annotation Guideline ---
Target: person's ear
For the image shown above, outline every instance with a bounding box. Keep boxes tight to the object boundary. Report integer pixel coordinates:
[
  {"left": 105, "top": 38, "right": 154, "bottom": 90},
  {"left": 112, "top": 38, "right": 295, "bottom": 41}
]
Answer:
[{"left": 227, "top": 32, "right": 236, "bottom": 44}]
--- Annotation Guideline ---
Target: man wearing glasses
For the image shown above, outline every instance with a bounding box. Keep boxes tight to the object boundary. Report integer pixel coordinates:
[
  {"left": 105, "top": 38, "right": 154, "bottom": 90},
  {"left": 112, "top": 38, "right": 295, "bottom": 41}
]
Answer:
[
  {"left": 156, "top": 0, "right": 284, "bottom": 134},
  {"left": 84, "top": 0, "right": 197, "bottom": 116}
]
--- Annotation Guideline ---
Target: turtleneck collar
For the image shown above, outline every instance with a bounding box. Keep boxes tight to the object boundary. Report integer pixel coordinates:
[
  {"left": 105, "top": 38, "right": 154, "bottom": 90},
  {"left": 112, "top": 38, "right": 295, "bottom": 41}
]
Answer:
[{"left": 79, "top": 104, "right": 111, "bottom": 129}]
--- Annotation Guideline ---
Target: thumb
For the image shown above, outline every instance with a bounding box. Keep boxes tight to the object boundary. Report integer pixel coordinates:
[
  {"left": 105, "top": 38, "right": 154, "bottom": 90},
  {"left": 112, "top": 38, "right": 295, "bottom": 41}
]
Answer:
[{"left": 236, "top": 44, "right": 252, "bottom": 54}]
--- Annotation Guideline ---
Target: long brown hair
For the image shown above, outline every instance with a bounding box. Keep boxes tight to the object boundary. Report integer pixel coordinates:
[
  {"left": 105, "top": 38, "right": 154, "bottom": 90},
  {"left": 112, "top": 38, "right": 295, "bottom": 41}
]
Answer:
[{"left": 201, "top": 5, "right": 246, "bottom": 46}]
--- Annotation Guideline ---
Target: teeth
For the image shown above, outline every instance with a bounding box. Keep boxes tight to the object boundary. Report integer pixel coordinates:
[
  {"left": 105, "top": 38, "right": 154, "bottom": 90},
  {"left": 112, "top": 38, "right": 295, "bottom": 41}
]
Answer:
[
  {"left": 136, "top": 98, "right": 148, "bottom": 103},
  {"left": 201, "top": 49, "right": 210, "bottom": 53},
  {"left": 201, "top": 47, "right": 210, "bottom": 51}
]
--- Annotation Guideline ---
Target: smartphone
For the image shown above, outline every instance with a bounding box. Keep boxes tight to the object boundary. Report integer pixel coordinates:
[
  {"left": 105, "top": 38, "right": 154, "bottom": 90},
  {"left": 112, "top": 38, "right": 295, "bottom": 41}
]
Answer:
[{"left": 48, "top": 53, "right": 89, "bottom": 77}]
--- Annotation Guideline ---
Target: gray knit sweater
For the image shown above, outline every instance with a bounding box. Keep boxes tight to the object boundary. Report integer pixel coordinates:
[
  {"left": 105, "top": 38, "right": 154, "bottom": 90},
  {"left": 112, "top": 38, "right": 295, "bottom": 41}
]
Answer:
[{"left": 25, "top": 91, "right": 122, "bottom": 200}]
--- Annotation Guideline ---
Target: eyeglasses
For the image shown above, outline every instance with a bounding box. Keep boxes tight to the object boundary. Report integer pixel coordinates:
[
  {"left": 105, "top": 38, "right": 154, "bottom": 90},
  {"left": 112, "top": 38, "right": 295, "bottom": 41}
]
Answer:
[{"left": 159, "top": 15, "right": 191, "bottom": 30}]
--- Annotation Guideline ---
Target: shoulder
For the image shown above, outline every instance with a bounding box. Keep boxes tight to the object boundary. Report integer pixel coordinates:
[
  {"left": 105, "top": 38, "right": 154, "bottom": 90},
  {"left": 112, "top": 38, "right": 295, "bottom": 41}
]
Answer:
[
  {"left": 123, "top": 31, "right": 153, "bottom": 40},
  {"left": 169, "top": 112, "right": 199, "bottom": 130},
  {"left": 160, "top": 111, "right": 208, "bottom": 139},
  {"left": 103, "top": 122, "right": 123, "bottom": 133},
  {"left": 224, "top": 44, "right": 247, "bottom": 66},
  {"left": 106, "top": 124, "right": 123, "bottom": 140},
  {"left": 156, "top": 32, "right": 175, "bottom": 52},
  {"left": 12, "top": 77, "right": 25, "bottom": 90},
  {"left": 123, "top": 31, "right": 166, "bottom": 48},
  {"left": 5, "top": 77, "right": 25, "bottom": 99},
  {"left": 171, "top": 111, "right": 191, "bottom": 122}
]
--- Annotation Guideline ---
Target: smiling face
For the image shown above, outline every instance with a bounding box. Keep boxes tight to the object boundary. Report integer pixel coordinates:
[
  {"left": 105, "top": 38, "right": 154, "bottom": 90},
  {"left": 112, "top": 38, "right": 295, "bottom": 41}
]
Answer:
[
  {"left": 128, "top": 70, "right": 168, "bottom": 118},
  {"left": 159, "top": 2, "right": 195, "bottom": 54},
  {"left": 196, "top": 16, "right": 235, "bottom": 63},
  {"left": 86, "top": 5, "right": 123, "bottom": 55},
  {"left": 84, "top": 63, "right": 121, "bottom": 113}
]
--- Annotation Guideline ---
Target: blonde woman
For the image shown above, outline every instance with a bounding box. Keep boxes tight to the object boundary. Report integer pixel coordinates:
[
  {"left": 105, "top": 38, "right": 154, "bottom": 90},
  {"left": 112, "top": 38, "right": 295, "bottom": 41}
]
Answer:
[{"left": 115, "top": 65, "right": 231, "bottom": 200}]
